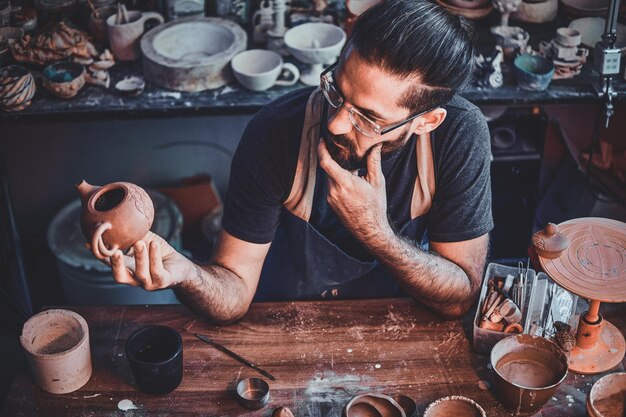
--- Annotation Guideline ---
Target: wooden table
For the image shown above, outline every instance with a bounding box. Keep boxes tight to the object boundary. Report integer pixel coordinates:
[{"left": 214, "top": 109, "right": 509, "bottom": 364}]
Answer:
[{"left": 3, "top": 299, "right": 626, "bottom": 416}]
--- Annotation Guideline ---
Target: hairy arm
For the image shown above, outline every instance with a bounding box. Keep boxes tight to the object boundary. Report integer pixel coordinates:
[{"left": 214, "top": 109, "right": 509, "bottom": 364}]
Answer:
[
  {"left": 110, "top": 230, "right": 269, "bottom": 324},
  {"left": 319, "top": 140, "right": 489, "bottom": 319},
  {"left": 174, "top": 230, "right": 270, "bottom": 324},
  {"left": 361, "top": 229, "right": 489, "bottom": 319}
]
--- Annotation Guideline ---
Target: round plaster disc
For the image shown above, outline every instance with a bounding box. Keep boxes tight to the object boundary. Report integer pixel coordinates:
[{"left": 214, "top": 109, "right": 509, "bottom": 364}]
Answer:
[{"left": 538, "top": 217, "right": 626, "bottom": 303}]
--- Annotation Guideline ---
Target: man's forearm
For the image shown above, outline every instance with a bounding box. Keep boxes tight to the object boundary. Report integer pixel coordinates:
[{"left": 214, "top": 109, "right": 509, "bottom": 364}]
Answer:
[
  {"left": 363, "top": 227, "right": 477, "bottom": 319},
  {"left": 174, "top": 263, "right": 252, "bottom": 324}
]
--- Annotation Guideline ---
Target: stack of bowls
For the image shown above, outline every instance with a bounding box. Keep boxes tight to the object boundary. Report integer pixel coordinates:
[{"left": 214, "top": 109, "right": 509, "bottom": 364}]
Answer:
[{"left": 0, "top": 65, "right": 36, "bottom": 111}]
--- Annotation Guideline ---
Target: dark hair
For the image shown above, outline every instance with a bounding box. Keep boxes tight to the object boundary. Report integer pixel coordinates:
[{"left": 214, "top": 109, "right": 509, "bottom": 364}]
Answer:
[{"left": 350, "top": 0, "right": 476, "bottom": 112}]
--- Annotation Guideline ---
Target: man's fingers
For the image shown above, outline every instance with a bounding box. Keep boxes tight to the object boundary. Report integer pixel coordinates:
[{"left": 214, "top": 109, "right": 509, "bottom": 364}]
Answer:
[
  {"left": 366, "top": 144, "right": 384, "bottom": 185},
  {"left": 111, "top": 251, "right": 140, "bottom": 287},
  {"left": 149, "top": 241, "right": 167, "bottom": 288},
  {"left": 318, "top": 139, "right": 350, "bottom": 182},
  {"left": 133, "top": 241, "right": 153, "bottom": 288}
]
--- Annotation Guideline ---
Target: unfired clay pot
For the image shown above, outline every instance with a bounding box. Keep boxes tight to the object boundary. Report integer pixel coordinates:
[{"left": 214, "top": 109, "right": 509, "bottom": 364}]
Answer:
[
  {"left": 77, "top": 180, "right": 154, "bottom": 260},
  {"left": 20, "top": 309, "right": 92, "bottom": 394},
  {"left": 423, "top": 396, "right": 486, "bottom": 417}
]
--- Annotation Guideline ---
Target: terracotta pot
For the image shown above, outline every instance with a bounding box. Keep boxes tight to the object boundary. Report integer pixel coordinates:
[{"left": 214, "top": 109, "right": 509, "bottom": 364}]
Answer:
[
  {"left": 20, "top": 309, "right": 92, "bottom": 394},
  {"left": 76, "top": 180, "right": 155, "bottom": 260},
  {"left": 491, "top": 334, "right": 568, "bottom": 416}
]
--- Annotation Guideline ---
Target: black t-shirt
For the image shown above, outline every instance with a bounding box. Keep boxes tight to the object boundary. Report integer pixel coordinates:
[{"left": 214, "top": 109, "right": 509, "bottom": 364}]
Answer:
[{"left": 223, "top": 87, "right": 494, "bottom": 248}]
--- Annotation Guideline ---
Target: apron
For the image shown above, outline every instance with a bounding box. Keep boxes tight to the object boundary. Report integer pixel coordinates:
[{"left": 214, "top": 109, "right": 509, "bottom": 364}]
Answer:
[{"left": 254, "top": 89, "right": 436, "bottom": 301}]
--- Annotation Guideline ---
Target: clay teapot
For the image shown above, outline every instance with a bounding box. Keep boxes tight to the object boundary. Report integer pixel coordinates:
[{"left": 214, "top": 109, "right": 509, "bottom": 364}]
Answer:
[{"left": 76, "top": 180, "right": 154, "bottom": 260}]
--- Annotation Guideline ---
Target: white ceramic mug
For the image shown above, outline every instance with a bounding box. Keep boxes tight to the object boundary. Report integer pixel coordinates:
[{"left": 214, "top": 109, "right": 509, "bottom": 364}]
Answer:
[{"left": 231, "top": 49, "right": 299, "bottom": 91}]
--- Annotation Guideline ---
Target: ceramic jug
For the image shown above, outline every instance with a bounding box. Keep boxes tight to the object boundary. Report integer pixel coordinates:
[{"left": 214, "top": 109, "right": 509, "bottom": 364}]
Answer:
[
  {"left": 76, "top": 180, "right": 154, "bottom": 260},
  {"left": 106, "top": 10, "right": 164, "bottom": 61}
]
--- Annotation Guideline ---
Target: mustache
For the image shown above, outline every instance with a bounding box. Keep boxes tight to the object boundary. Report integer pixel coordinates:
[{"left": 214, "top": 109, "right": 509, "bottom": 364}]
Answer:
[{"left": 323, "top": 135, "right": 364, "bottom": 172}]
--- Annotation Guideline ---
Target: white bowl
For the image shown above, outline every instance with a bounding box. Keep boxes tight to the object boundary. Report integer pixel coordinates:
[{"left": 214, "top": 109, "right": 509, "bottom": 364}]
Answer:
[
  {"left": 283, "top": 23, "right": 346, "bottom": 85},
  {"left": 284, "top": 23, "right": 346, "bottom": 64}
]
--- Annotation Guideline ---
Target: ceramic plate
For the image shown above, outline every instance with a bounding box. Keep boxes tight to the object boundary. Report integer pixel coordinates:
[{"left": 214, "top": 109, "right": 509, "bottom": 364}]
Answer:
[{"left": 569, "top": 17, "right": 626, "bottom": 53}]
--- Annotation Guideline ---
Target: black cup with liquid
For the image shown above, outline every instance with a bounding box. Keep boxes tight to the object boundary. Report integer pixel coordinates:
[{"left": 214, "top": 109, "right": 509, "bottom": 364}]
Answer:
[{"left": 125, "top": 325, "right": 183, "bottom": 395}]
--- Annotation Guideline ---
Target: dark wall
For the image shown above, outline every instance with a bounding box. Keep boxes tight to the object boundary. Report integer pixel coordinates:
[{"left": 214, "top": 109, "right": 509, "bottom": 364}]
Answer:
[{"left": 2, "top": 114, "right": 253, "bottom": 309}]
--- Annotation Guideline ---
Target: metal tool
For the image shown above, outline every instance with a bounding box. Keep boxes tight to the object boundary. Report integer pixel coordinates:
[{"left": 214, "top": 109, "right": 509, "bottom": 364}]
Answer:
[
  {"left": 511, "top": 262, "right": 527, "bottom": 315},
  {"left": 193, "top": 333, "right": 276, "bottom": 381}
]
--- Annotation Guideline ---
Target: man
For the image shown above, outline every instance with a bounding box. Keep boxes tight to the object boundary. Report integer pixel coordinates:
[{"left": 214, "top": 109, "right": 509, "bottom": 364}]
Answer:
[{"left": 107, "top": 0, "right": 493, "bottom": 323}]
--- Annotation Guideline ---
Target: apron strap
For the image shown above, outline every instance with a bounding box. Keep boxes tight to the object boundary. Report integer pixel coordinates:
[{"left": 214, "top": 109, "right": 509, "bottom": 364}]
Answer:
[
  {"left": 283, "top": 88, "right": 322, "bottom": 222},
  {"left": 410, "top": 132, "right": 436, "bottom": 220}
]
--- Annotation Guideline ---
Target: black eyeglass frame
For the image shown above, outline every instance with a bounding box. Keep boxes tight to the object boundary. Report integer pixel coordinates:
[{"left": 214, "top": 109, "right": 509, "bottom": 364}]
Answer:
[{"left": 320, "top": 62, "right": 438, "bottom": 136}]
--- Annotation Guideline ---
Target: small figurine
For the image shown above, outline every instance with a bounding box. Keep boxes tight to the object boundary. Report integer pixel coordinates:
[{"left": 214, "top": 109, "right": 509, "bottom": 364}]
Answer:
[
  {"left": 554, "top": 321, "right": 576, "bottom": 352},
  {"left": 474, "top": 46, "right": 504, "bottom": 88}
]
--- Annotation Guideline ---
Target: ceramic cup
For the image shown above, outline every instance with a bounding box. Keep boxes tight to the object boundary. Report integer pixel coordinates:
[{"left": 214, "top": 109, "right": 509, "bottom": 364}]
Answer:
[
  {"left": 106, "top": 10, "right": 164, "bottom": 61},
  {"left": 513, "top": 54, "right": 555, "bottom": 91},
  {"left": 491, "top": 334, "right": 568, "bottom": 416},
  {"left": 20, "top": 309, "right": 92, "bottom": 394},
  {"left": 231, "top": 49, "right": 300, "bottom": 91},
  {"left": 556, "top": 27, "right": 581, "bottom": 47},
  {"left": 89, "top": 5, "right": 117, "bottom": 44},
  {"left": 125, "top": 325, "right": 183, "bottom": 395}
]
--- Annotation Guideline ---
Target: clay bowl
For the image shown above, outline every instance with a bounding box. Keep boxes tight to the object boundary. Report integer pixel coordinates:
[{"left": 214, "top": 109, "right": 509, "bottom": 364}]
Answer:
[
  {"left": 42, "top": 61, "right": 86, "bottom": 99},
  {"left": 587, "top": 372, "right": 626, "bottom": 417},
  {"left": 12, "top": 8, "right": 38, "bottom": 32},
  {"left": 513, "top": 54, "right": 555, "bottom": 91},
  {"left": 491, "top": 334, "right": 568, "bottom": 416},
  {"left": 435, "top": 0, "right": 494, "bottom": 19},
  {"left": 343, "top": 393, "right": 406, "bottom": 417},
  {"left": 0, "top": 65, "right": 36, "bottom": 112},
  {"left": 423, "top": 396, "right": 486, "bottom": 417},
  {"left": 560, "top": 0, "right": 609, "bottom": 18}
]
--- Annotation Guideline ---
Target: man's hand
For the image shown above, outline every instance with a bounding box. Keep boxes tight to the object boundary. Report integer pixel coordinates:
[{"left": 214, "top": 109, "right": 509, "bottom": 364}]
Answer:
[
  {"left": 107, "top": 231, "right": 193, "bottom": 291},
  {"left": 318, "top": 140, "right": 393, "bottom": 241}
]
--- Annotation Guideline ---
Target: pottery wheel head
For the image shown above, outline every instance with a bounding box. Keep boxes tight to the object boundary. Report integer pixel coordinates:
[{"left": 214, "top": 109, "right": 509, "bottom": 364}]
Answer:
[{"left": 538, "top": 217, "right": 626, "bottom": 302}]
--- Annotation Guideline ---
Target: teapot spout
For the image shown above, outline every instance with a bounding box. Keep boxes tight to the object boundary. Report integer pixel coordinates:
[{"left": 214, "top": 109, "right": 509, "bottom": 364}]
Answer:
[{"left": 76, "top": 180, "right": 99, "bottom": 207}]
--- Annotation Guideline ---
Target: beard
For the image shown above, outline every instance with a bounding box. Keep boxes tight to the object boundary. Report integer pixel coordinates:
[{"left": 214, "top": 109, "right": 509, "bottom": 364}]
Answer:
[{"left": 323, "top": 125, "right": 412, "bottom": 172}]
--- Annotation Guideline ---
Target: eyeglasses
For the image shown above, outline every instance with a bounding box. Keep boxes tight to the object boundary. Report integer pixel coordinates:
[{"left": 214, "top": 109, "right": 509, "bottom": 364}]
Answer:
[{"left": 320, "top": 62, "right": 436, "bottom": 138}]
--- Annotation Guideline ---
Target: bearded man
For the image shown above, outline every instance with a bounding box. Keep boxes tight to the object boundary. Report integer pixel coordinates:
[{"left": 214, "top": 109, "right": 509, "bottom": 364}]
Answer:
[{"left": 107, "top": 0, "right": 493, "bottom": 322}]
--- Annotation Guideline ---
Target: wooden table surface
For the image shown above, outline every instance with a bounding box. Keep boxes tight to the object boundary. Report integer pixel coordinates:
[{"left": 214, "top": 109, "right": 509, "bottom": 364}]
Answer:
[{"left": 3, "top": 298, "right": 626, "bottom": 417}]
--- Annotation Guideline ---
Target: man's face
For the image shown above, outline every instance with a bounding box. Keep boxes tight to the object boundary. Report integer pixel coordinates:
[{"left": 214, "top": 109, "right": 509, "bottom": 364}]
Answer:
[{"left": 324, "top": 48, "right": 418, "bottom": 171}]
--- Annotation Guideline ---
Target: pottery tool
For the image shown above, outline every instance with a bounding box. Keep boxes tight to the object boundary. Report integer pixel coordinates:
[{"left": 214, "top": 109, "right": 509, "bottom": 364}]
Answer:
[
  {"left": 115, "top": 3, "right": 129, "bottom": 24},
  {"left": 193, "top": 333, "right": 276, "bottom": 381},
  {"left": 534, "top": 218, "right": 626, "bottom": 374}
]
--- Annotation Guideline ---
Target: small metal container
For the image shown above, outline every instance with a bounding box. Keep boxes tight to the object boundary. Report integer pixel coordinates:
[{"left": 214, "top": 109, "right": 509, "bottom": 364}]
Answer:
[{"left": 235, "top": 377, "right": 270, "bottom": 410}]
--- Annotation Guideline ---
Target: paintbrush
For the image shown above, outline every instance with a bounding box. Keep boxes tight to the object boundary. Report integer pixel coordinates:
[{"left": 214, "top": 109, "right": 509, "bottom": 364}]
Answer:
[{"left": 193, "top": 333, "right": 276, "bottom": 381}]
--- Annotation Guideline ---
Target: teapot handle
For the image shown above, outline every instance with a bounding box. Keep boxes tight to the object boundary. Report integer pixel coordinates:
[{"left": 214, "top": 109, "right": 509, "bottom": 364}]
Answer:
[{"left": 91, "top": 222, "right": 119, "bottom": 260}]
